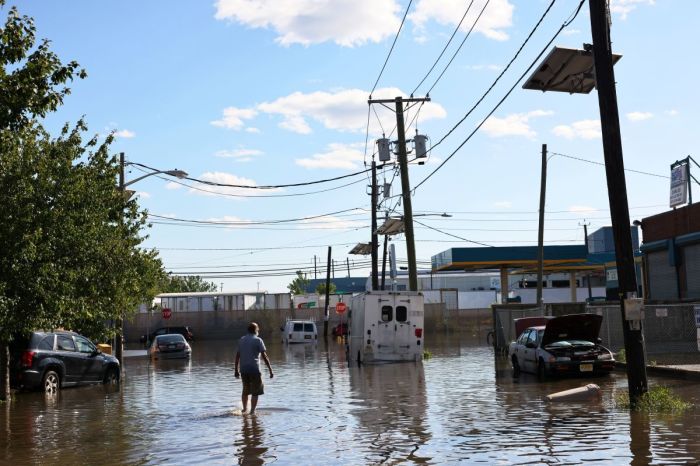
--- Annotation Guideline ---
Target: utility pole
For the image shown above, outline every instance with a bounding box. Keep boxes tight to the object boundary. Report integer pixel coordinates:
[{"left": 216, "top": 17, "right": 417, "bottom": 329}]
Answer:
[
  {"left": 581, "top": 220, "right": 593, "bottom": 299},
  {"left": 314, "top": 255, "right": 317, "bottom": 279},
  {"left": 371, "top": 161, "right": 379, "bottom": 290},
  {"left": 115, "top": 152, "right": 125, "bottom": 367},
  {"left": 323, "top": 246, "right": 332, "bottom": 337},
  {"left": 589, "top": 0, "right": 647, "bottom": 403},
  {"left": 346, "top": 257, "right": 351, "bottom": 277},
  {"left": 367, "top": 95, "right": 430, "bottom": 291},
  {"left": 536, "top": 144, "right": 547, "bottom": 310}
]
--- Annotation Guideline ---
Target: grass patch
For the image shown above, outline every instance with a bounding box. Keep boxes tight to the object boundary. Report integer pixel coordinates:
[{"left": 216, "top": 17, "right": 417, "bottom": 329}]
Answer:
[
  {"left": 616, "top": 349, "right": 626, "bottom": 363},
  {"left": 615, "top": 386, "right": 693, "bottom": 413},
  {"left": 423, "top": 350, "right": 432, "bottom": 360}
]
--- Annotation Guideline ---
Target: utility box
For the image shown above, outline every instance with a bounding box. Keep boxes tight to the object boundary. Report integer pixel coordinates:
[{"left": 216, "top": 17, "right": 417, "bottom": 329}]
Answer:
[
  {"left": 377, "top": 138, "right": 391, "bottom": 162},
  {"left": 98, "top": 343, "right": 112, "bottom": 355},
  {"left": 348, "top": 291, "right": 424, "bottom": 365}
]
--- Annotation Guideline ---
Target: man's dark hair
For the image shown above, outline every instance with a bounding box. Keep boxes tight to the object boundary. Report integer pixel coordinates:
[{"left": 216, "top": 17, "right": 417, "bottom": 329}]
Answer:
[{"left": 248, "top": 322, "right": 259, "bottom": 334}]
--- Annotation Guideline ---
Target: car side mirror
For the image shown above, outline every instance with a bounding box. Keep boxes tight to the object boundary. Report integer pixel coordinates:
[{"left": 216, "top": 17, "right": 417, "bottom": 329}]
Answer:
[
  {"left": 92, "top": 348, "right": 101, "bottom": 356},
  {"left": 596, "top": 337, "right": 602, "bottom": 344}
]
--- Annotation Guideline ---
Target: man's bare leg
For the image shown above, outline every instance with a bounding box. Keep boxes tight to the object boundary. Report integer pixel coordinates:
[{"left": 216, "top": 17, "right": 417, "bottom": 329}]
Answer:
[
  {"left": 250, "top": 395, "right": 259, "bottom": 414},
  {"left": 242, "top": 394, "right": 248, "bottom": 413}
]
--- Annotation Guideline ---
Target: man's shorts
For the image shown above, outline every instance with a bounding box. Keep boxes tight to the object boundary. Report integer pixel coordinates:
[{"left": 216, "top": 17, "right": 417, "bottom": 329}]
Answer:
[{"left": 241, "top": 372, "right": 264, "bottom": 396}]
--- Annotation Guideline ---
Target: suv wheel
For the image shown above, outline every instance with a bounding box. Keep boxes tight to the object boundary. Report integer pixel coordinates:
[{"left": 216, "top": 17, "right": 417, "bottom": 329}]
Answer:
[
  {"left": 43, "top": 370, "right": 60, "bottom": 395},
  {"left": 103, "top": 367, "right": 120, "bottom": 386}
]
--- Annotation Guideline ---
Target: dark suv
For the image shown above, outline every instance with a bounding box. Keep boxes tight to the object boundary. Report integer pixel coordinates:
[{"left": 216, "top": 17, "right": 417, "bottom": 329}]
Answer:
[
  {"left": 141, "top": 326, "right": 194, "bottom": 344},
  {"left": 10, "top": 331, "right": 120, "bottom": 394}
]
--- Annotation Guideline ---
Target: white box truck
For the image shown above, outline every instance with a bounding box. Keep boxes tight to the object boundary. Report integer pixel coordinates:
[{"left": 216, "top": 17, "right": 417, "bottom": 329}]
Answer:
[{"left": 348, "top": 291, "right": 424, "bottom": 364}]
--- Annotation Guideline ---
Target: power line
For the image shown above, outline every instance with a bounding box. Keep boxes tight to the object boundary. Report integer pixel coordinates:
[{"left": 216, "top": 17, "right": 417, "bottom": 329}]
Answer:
[
  {"left": 129, "top": 161, "right": 383, "bottom": 190},
  {"left": 413, "top": 218, "right": 493, "bottom": 247},
  {"left": 550, "top": 152, "right": 668, "bottom": 179},
  {"left": 370, "top": 0, "right": 414, "bottom": 95},
  {"left": 426, "top": 0, "right": 492, "bottom": 95},
  {"left": 147, "top": 207, "right": 365, "bottom": 226},
  {"left": 411, "top": 0, "right": 475, "bottom": 95},
  {"left": 418, "top": 0, "right": 559, "bottom": 158},
  {"left": 414, "top": 0, "right": 585, "bottom": 191}
]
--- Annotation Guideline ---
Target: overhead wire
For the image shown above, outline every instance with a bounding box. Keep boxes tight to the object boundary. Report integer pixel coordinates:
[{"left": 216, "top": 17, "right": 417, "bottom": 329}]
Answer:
[
  {"left": 369, "top": 0, "right": 414, "bottom": 95},
  {"left": 425, "top": 0, "right": 492, "bottom": 95},
  {"left": 413, "top": 0, "right": 585, "bottom": 191},
  {"left": 413, "top": 219, "right": 493, "bottom": 247},
  {"left": 550, "top": 152, "right": 669, "bottom": 179}
]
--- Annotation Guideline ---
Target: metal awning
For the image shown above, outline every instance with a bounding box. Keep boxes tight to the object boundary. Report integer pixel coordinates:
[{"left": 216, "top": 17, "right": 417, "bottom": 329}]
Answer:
[
  {"left": 376, "top": 218, "right": 405, "bottom": 236},
  {"left": 349, "top": 243, "right": 372, "bottom": 255},
  {"left": 522, "top": 46, "right": 621, "bottom": 94}
]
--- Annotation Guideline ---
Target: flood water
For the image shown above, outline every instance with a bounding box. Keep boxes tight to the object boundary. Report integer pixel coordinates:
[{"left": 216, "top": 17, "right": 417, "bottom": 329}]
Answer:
[{"left": 2, "top": 335, "right": 700, "bottom": 465}]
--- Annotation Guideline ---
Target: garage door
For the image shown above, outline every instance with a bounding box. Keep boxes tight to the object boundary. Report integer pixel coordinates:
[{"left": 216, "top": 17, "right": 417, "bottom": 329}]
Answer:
[
  {"left": 647, "top": 250, "right": 678, "bottom": 300},
  {"left": 684, "top": 244, "right": 700, "bottom": 298}
]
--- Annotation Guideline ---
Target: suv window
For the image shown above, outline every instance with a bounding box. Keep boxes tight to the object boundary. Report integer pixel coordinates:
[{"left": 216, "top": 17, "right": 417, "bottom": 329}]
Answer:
[
  {"left": 303, "top": 323, "right": 314, "bottom": 332},
  {"left": 57, "top": 335, "right": 76, "bottom": 352},
  {"left": 38, "top": 335, "right": 55, "bottom": 350},
  {"left": 293, "top": 323, "right": 303, "bottom": 332},
  {"left": 74, "top": 336, "right": 96, "bottom": 354}
]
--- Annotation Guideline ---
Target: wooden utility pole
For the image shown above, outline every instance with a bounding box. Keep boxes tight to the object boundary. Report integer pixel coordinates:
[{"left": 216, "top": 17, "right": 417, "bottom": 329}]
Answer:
[
  {"left": 323, "top": 247, "right": 332, "bottom": 337},
  {"left": 589, "top": 0, "right": 647, "bottom": 402},
  {"left": 582, "top": 221, "right": 593, "bottom": 299},
  {"left": 536, "top": 144, "right": 547, "bottom": 309},
  {"left": 381, "top": 235, "right": 388, "bottom": 290},
  {"left": 367, "top": 96, "right": 430, "bottom": 291},
  {"left": 314, "top": 255, "right": 317, "bottom": 279},
  {"left": 371, "top": 161, "right": 379, "bottom": 290},
  {"left": 346, "top": 257, "right": 351, "bottom": 277}
]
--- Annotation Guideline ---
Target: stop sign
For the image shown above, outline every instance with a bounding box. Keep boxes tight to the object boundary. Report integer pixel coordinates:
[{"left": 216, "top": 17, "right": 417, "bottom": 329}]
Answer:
[
  {"left": 335, "top": 302, "right": 347, "bottom": 314},
  {"left": 162, "top": 308, "right": 172, "bottom": 319}
]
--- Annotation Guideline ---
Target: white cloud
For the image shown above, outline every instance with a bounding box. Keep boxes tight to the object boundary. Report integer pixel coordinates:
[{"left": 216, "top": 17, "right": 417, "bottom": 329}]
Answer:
[
  {"left": 610, "top": 0, "right": 655, "bottom": 20},
  {"left": 115, "top": 129, "right": 135, "bottom": 138},
  {"left": 493, "top": 201, "right": 512, "bottom": 209},
  {"left": 165, "top": 182, "right": 183, "bottom": 190},
  {"left": 188, "top": 171, "right": 280, "bottom": 197},
  {"left": 245, "top": 127, "right": 261, "bottom": 133},
  {"left": 210, "top": 106, "right": 258, "bottom": 130},
  {"left": 627, "top": 111, "right": 653, "bottom": 121},
  {"left": 135, "top": 191, "right": 150, "bottom": 199},
  {"left": 409, "top": 0, "right": 514, "bottom": 41},
  {"left": 205, "top": 215, "right": 250, "bottom": 229},
  {"left": 299, "top": 215, "right": 364, "bottom": 230},
  {"left": 665, "top": 109, "right": 679, "bottom": 117},
  {"left": 552, "top": 119, "right": 601, "bottom": 140},
  {"left": 482, "top": 110, "right": 553, "bottom": 139},
  {"left": 215, "top": 148, "right": 264, "bottom": 162},
  {"left": 214, "top": 0, "right": 401, "bottom": 47},
  {"left": 254, "top": 87, "right": 446, "bottom": 134},
  {"left": 568, "top": 205, "right": 597, "bottom": 214},
  {"left": 295, "top": 142, "right": 365, "bottom": 170},
  {"left": 562, "top": 28, "right": 581, "bottom": 36}
]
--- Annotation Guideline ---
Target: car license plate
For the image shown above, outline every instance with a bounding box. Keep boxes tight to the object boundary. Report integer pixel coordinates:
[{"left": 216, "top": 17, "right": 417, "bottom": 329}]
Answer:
[
  {"left": 580, "top": 363, "right": 593, "bottom": 372},
  {"left": 304, "top": 335, "right": 311, "bottom": 339},
  {"left": 168, "top": 344, "right": 176, "bottom": 349}
]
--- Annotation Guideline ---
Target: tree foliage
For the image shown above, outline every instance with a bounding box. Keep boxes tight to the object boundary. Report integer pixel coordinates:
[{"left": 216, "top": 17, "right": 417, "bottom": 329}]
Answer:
[
  {"left": 0, "top": 2, "right": 166, "bottom": 399},
  {"left": 287, "top": 271, "right": 310, "bottom": 295},
  {"left": 315, "top": 282, "right": 337, "bottom": 295},
  {"left": 162, "top": 275, "right": 219, "bottom": 293}
]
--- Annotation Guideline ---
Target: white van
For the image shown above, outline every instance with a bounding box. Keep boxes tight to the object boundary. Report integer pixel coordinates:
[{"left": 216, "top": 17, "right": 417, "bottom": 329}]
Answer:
[
  {"left": 282, "top": 320, "right": 318, "bottom": 344},
  {"left": 348, "top": 291, "right": 424, "bottom": 364}
]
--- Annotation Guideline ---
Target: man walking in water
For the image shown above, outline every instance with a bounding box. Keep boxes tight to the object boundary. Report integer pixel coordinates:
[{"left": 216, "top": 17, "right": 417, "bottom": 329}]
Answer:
[{"left": 235, "top": 322, "right": 274, "bottom": 414}]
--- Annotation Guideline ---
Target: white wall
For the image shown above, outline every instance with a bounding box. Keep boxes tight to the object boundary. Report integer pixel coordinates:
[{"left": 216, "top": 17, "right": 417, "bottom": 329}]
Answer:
[{"left": 514, "top": 287, "right": 606, "bottom": 304}]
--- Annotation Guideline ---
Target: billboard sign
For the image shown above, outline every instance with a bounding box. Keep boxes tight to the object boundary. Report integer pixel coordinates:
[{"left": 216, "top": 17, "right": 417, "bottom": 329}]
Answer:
[{"left": 669, "top": 163, "right": 688, "bottom": 208}]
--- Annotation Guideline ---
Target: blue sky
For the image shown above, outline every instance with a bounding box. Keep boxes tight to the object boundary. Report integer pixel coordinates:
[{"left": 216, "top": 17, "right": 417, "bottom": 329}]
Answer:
[{"left": 16, "top": 0, "right": 699, "bottom": 292}]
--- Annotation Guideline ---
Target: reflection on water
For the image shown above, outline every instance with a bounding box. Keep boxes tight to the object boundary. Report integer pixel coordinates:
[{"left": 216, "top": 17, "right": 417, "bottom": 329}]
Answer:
[{"left": 1, "top": 335, "right": 699, "bottom": 465}]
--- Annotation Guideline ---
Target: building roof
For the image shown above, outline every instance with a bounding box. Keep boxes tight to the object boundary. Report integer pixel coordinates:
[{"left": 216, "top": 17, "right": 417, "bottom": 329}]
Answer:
[{"left": 432, "top": 245, "right": 588, "bottom": 272}]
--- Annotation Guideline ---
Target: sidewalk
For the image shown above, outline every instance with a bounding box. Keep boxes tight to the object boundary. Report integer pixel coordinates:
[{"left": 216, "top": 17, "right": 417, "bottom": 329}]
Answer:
[{"left": 616, "top": 362, "right": 700, "bottom": 381}]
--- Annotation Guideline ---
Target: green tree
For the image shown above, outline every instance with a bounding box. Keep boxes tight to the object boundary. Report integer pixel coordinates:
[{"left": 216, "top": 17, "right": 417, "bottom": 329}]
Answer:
[
  {"left": 162, "top": 275, "right": 219, "bottom": 293},
  {"left": 315, "top": 282, "right": 337, "bottom": 295},
  {"left": 287, "top": 271, "right": 310, "bottom": 295},
  {"left": 0, "top": 2, "right": 165, "bottom": 400}
]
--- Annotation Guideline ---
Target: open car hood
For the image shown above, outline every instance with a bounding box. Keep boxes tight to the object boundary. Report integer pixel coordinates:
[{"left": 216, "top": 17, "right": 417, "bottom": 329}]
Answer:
[
  {"left": 514, "top": 316, "right": 551, "bottom": 337},
  {"left": 541, "top": 313, "right": 603, "bottom": 347}
]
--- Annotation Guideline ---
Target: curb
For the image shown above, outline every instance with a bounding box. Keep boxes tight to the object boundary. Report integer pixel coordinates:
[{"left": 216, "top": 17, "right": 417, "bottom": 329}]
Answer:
[{"left": 614, "top": 361, "right": 700, "bottom": 381}]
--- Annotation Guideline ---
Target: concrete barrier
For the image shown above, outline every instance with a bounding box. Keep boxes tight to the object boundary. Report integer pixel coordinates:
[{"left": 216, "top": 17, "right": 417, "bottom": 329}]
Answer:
[{"left": 546, "top": 384, "right": 601, "bottom": 402}]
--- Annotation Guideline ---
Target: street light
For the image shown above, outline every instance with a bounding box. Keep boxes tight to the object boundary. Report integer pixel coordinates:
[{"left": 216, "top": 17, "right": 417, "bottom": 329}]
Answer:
[
  {"left": 114, "top": 152, "right": 189, "bottom": 367},
  {"left": 523, "top": 0, "right": 648, "bottom": 404}
]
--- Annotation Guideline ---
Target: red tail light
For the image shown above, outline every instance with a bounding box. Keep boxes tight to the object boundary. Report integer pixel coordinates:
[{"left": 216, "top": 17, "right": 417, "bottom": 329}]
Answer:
[
  {"left": 21, "top": 351, "right": 35, "bottom": 368},
  {"left": 415, "top": 328, "right": 423, "bottom": 338}
]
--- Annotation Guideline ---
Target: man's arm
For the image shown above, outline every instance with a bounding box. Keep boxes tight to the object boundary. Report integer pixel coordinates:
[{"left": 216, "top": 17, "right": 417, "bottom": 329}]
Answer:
[
  {"left": 234, "top": 351, "right": 240, "bottom": 378},
  {"left": 261, "top": 352, "right": 274, "bottom": 378}
]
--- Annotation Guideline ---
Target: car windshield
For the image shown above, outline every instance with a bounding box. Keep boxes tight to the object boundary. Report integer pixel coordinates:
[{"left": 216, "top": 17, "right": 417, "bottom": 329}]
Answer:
[{"left": 156, "top": 335, "right": 185, "bottom": 344}]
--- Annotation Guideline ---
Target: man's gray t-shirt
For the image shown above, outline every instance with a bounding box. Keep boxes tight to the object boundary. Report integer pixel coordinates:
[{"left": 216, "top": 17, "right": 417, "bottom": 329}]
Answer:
[{"left": 238, "top": 334, "right": 266, "bottom": 374}]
